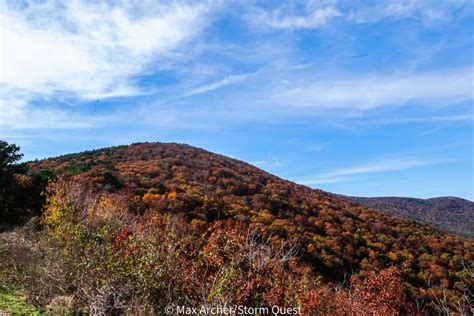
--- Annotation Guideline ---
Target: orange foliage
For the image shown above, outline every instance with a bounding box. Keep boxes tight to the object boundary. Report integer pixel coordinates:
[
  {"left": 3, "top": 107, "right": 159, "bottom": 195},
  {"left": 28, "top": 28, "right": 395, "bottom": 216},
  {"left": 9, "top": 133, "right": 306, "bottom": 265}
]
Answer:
[{"left": 28, "top": 142, "right": 474, "bottom": 312}]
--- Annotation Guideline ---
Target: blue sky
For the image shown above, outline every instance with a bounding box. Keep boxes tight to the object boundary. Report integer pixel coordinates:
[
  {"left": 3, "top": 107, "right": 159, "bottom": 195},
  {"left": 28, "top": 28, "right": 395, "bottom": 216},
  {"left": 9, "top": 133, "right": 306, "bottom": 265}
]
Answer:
[{"left": 0, "top": 0, "right": 473, "bottom": 199}]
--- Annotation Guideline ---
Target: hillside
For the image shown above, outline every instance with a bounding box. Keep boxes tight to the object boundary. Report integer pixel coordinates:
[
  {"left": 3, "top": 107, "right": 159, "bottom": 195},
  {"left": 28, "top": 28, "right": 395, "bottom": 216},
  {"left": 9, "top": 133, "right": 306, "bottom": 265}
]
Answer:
[
  {"left": 346, "top": 196, "right": 474, "bottom": 239},
  {"left": 1, "top": 142, "right": 471, "bottom": 314}
]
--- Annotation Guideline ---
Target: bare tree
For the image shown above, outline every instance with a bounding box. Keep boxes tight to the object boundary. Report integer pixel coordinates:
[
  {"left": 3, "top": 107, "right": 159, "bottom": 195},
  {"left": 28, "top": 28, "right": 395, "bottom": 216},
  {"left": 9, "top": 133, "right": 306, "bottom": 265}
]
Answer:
[{"left": 244, "top": 229, "right": 297, "bottom": 273}]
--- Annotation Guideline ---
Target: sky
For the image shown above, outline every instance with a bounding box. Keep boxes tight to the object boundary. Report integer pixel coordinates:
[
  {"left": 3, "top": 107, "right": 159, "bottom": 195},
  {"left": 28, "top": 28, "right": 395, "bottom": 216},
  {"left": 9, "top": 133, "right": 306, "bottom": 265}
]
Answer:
[{"left": 0, "top": 0, "right": 473, "bottom": 199}]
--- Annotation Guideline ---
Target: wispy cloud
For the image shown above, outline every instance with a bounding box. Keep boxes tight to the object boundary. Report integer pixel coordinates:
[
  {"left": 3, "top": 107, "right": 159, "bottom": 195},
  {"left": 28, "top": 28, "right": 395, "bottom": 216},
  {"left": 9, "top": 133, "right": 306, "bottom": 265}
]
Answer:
[
  {"left": 0, "top": 1, "right": 214, "bottom": 100},
  {"left": 269, "top": 152, "right": 283, "bottom": 167},
  {"left": 253, "top": 6, "right": 341, "bottom": 30},
  {"left": 0, "top": 0, "right": 219, "bottom": 130},
  {"left": 297, "top": 157, "right": 442, "bottom": 185},
  {"left": 249, "top": 152, "right": 284, "bottom": 169},
  {"left": 346, "top": 0, "right": 469, "bottom": 24},
  {"left": 308, "top": 143, "right": 328, "bottom": 152},
  {"left": 0, "top": 98, "right": 113, "bottom": 130},
  {"left": 186, "top": 74, "right": 249, "bottom": 96},
  {"left": 250, "top": 160, "right": 268, "bottom": 166},
  {"left": 271, "top": 68, "right": 473, "bottom": 109},
  {"left": 360, "top": 114, "right": 474, "bottom": 126},
  {"left": 249, "top": 0, "right": 468, "bottom": 31}
]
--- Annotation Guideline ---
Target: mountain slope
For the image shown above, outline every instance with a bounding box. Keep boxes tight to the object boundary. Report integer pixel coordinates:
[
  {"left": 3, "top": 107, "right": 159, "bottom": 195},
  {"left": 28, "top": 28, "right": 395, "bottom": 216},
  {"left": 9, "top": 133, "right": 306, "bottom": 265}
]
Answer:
[
  {"left": 346, "top": 196, "right": 474, "bottom": 238},
  {"left": 26, "top": 142, "right": 473, "bottom": 309}
]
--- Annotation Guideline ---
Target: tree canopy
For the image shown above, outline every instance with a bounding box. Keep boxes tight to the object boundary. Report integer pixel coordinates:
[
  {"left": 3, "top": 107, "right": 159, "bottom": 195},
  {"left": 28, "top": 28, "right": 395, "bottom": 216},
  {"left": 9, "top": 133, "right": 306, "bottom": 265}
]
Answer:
[{"left": 0, "top": 140, "right": 23, "bottom": 170}]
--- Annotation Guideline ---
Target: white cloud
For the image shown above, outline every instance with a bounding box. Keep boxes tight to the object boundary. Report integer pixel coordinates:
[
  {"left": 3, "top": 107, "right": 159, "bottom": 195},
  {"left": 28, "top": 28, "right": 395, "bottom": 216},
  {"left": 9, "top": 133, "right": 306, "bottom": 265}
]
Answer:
[
  {"left": 250, "top": 0, "right": 468, "bottom": 31},
  {"left": 0, "top": 0, "right": 214, "bottom": 100},
  {"left": 187, "top": 73, "right": 248, "bottom": 96},
  {"left": 271, "top": 68, "right": 473, "bottom": 109},
  {"left": 325, "top": 158, "right": 432, "bottom": 176},
  {"left": 268, "top": 152, "right": 283, "bottom": 167},
  {"left": 255, "top": 6, "right": 341, "bottom": 30},
  {"left": 0, "top": 93, "right": 113, "bottom": 130},
  {"left": 250, "top": 160, "right": 268, "bottom": 166},
  {"left": 308, "top": 143, "right": 328, "bottom": 151},
  {"left": 363, "top": 114, "right": 474, "bottom": 125},
  {"left": 297, "top": 157, "right": 440, "bottom": 185},
  {"left": 248, "top": 153, "right": 283, "bottom": 169},
  {"left": 347, "top": 0, "right": 468, "bottom": 24},
  {"left": 299, "top": 175, "right": 351, "bottom": 185}
]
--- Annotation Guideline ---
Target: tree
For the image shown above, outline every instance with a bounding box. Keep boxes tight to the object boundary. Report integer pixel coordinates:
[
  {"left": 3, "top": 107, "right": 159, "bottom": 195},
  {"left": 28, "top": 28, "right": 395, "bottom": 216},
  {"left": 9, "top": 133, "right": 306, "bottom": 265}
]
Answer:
[
  {"left": 0, "top": 140, "right": 24, "bottom": 221},
  {"left": 0, "top": 140, "right": 23, "bottom": 169},
  {"left": 0, "top": 141, "right": 48, "bottom": 224}
]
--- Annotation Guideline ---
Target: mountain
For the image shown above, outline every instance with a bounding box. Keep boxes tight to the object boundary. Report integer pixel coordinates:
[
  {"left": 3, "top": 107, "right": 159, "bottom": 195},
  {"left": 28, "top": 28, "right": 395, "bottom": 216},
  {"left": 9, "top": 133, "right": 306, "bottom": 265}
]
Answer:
[
  {"left": 346, "top": 196, "right": 474, "bottom": 239},
  {"left": 2, "top": 142, "right": 470, "bottom": 314}
]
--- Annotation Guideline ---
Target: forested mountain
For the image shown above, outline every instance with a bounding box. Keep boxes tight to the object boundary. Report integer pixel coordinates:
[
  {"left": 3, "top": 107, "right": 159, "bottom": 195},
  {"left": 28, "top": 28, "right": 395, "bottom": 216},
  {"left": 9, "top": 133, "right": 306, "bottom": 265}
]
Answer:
[
  {"left": 345, "top": 196, "right": 473, "bottom": 239},
  {"left": 1, "top": 142, "right": 473, "bottom": 314}
]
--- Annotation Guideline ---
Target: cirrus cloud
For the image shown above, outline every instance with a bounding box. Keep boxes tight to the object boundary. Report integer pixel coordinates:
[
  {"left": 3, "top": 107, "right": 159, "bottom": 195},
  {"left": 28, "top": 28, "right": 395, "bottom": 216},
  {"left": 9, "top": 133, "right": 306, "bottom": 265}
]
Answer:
[
  {"left": 271, "top": 68, "right": 473, "bottom": 109},
  {"left": 297, "top": 157, "right": 445, "bottom": 185}
]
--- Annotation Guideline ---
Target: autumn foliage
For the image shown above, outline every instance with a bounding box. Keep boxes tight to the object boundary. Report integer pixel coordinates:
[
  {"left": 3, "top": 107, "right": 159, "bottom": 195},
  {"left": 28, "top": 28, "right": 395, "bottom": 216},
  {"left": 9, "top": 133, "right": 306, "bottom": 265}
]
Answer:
[{"left": 9, "top": 142, "right": 471, "bottom": 314}]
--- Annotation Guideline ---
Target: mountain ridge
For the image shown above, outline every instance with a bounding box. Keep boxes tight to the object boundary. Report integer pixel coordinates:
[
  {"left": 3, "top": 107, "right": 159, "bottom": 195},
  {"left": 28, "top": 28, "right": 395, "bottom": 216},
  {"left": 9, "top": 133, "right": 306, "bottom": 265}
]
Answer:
[
  {"left": 344, "top": 195, "right": 473, "bottom": 239},
  {"left": 19, "top": 141, "right": 473, "bottom": 312}
]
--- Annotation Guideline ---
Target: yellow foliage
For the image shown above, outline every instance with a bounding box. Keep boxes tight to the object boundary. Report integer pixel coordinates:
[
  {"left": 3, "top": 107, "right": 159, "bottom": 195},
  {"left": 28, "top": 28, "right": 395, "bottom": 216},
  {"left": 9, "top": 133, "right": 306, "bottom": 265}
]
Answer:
[
  {"left": 271, "top": 218, "right": 289, "bottom": 228},
  {"left": 373, "top": 242, "right": 386, "bottom": 251},
  {"left": 258, "top": 209, "right": 274, "bottom": 223},
  {"left": 92, "top": 195, "right": 126, "bottom": 220},
  {"left": 143, "top": 192, "right": 161, "bottom": 203},
  {"left": 388, "top": 251, "right": 398, "bottom": 262},
  {"left": 369, "top": 250, "right": 377, "bottom": 259},
  {"left": 167, "top": 191, "right": 177, "bottom": 199}
]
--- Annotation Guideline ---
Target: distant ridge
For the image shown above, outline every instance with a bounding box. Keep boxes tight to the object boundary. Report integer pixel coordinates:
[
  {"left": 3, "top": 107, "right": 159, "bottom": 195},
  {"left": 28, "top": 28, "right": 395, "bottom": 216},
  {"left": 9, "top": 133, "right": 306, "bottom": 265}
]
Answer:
[{"left": 344, "top": 195, "right": 474, "bottom": 239}]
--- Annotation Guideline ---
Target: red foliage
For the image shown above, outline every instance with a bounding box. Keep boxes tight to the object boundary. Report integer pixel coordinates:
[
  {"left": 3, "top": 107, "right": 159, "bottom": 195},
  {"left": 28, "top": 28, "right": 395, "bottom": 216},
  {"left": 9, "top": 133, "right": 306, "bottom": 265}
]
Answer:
[{"left": 29, "top": 142, "right": 474, "bottom": 311}]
